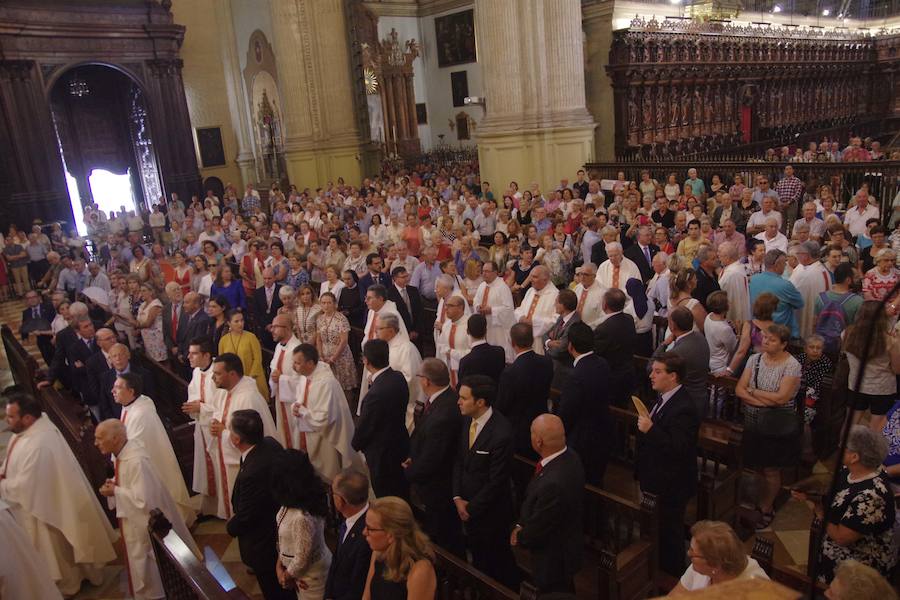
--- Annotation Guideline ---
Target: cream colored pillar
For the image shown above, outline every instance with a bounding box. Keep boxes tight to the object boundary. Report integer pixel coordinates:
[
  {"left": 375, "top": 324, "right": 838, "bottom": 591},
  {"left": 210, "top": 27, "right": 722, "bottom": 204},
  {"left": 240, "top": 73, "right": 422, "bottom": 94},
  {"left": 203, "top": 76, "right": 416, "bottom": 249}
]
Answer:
[
  {"left": 475, "top": 0, "right": 596, "bottom": 193},
  {"left": 268, "top": 0, "right": 375, "bottom": 189},
  {"left": 582, "top": 0, "right": 615, "bottom": 160}
]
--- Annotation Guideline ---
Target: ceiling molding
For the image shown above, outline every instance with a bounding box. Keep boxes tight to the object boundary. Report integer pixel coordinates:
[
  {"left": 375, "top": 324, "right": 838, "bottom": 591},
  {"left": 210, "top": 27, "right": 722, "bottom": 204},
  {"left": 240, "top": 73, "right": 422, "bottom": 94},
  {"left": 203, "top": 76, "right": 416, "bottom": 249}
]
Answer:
[{"left": 361, "top": 0, "right": 472, "bottom": 18}]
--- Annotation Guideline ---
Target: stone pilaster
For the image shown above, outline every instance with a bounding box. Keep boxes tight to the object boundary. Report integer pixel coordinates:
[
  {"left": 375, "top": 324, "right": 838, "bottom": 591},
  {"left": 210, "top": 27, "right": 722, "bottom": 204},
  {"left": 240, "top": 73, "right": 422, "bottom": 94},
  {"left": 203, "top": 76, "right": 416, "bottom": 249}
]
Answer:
[{"left": 582, "top": 0, "right": 615, "bottom": 160}]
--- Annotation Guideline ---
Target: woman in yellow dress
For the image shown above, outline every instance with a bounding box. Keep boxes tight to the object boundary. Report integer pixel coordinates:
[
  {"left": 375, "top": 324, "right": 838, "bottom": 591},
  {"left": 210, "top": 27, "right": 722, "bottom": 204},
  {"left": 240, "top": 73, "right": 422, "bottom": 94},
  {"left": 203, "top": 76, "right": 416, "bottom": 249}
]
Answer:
[{"left": 217, "top": 308, "right": 269, "bottom": 397}]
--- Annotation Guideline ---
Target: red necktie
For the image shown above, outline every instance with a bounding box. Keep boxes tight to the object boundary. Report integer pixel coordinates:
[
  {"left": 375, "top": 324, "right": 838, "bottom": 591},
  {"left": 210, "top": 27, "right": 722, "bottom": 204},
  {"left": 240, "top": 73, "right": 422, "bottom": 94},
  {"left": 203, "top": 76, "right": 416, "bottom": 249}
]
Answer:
[
  {"left": 171, "top": 306, "right": 179, "bottom": 338},
  {"left": 534, "top": 461, "right": 543, "bottom": 477}
]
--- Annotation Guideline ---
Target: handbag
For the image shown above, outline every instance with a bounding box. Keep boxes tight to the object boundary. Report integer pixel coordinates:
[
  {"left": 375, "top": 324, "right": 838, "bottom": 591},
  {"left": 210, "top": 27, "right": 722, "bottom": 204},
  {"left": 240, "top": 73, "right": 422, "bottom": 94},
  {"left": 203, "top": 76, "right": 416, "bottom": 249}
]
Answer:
[{"left": 745, "top": 356, "right": 801, "bottom": 438}]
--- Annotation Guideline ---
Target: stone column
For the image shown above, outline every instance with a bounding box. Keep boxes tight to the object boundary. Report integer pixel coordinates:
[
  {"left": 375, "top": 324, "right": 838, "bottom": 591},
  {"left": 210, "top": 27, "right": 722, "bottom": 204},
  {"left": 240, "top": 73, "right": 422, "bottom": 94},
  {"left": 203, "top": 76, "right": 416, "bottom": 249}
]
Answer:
[
  {"left": 476, "top": 0, "right": 596, "bottom": 192},
  {"left": 582, "top": 0, "right": 615, "bottom": 160}
]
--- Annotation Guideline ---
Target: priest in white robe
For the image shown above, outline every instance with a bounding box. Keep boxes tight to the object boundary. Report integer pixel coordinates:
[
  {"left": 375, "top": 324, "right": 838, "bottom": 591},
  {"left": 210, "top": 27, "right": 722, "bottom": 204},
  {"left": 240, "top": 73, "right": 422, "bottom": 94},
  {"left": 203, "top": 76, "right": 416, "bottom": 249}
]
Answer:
[
  {"left": 573, "top": 262, "right": 607, "bottom": 328},
  {"left": 95, "top": 419, "right": 200, "bottom": 600},
  {"left": 358, "top": 313, "right": 423, "bottom": 431},
  {"left": 361, "top": 283, "right": 408, "bottom": 348},
  {"left": 181, "top": 337, "right": 224, "bottom": 518},
  {"left": 114, "top": 373, "right": 195, "bottom": 526},
  {"left": 790, "top": 241, "right": 831, "bottom": 339},
  {"left": 0, "top": 498, "right": 64, "bottom": 600},
  {"left": 434, "top": 273, "right": 470, "bottom": 337},
  {"left": 269, "top": 313, "right": 301, "bottom": 449},
  {"left": 717, "top": 241, "right": 751, "bottom": 324},
  {"left": 290, "top": 344, "right": 365, "bottom": 480},
  {"left": 0, "top": 394, "right": 117, "bottom": 597},
  {"left": 472, "top": 261, "right": 515, "bottom": 362},
  {"left": 513, "top": 266, "right": 560, "bottom": 354},
  {"left": 209, "top": 352, "right": 278, "bottom": 519},
  {"left": 436, "top": 295, "right": 470, "bottom": 387},
  {"left": 596, "top": 242, "right": 641, "bottom": 290}
]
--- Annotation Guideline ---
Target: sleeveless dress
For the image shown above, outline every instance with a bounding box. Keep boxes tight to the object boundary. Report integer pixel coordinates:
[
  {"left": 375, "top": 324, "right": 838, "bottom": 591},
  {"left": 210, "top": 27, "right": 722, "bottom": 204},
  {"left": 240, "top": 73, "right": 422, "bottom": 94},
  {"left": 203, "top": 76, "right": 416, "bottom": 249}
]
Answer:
[
  {"left": 316, "top": 312, "right": 356, "bottom": 391},
  {"left": 138, "top": 299, "right": 168, "bottom": 361},
  {"left": 370, "top": 560, "right": 408, "bottom": 600},
  {"left": 173, "top": 267, "right": 192, "bottom": 296},
  {"left": 295, "top": 304, "right": 323, "bottom": 344}
]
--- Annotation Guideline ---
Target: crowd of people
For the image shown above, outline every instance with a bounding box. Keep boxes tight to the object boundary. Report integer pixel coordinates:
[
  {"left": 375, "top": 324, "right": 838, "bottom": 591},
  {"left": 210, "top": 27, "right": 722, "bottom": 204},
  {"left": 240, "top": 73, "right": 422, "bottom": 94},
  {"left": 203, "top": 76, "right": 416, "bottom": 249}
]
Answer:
[
  {"left": 3, "top": 156, "right": 900, "bottom": 599},
  {"left": 762, "top": 136, "right": 898, "bottom": 163}
]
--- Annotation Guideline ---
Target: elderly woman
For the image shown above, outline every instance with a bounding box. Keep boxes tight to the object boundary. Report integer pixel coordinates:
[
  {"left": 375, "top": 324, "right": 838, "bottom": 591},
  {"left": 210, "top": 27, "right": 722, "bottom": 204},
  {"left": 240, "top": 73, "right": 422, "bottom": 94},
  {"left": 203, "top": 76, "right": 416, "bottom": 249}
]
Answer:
[
  {"left": 315, "top": 292, "right": 357, "bottom": 393},
  {"left": 863, "top": 248, "right": 899, "bottom": 302},
  {"left": 825, "top": 560, "right": 898, "bottom": 600},
  {"left": 319, "top": 265, "right": 344, "bottom": 299},
  {"left": 294, "top": 284, "right": 322, "bottom": 345},
  {"left": 794, "top": 426, "right": 897, "bottom": 583},
  {"left": 136, "top": 282, "right": 167, "bottom": 362},
  {"left": 736, "top": 323, "right": 802, "bottom": 530},
  {"left": 277, "top": 285, "right": 298, "bottom": 319},
  {"left": 669, "top": 520, "right": 768, "bottom": 594}
]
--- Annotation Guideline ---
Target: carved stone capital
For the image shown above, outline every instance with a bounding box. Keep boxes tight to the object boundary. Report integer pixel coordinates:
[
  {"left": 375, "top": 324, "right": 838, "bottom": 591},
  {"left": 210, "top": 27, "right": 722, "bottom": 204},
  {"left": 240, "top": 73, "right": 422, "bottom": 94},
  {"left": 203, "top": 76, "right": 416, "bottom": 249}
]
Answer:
[{"left": 146, "top": 58, "right": 183, "bottom": 78}]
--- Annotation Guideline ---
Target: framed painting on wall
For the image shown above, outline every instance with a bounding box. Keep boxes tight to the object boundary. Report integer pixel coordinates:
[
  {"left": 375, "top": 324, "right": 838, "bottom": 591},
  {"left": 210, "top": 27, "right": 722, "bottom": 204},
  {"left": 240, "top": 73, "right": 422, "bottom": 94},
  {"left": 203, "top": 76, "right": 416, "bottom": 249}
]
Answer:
[
  {"left": 196, "top": 127, "right": 226, "bottom": 168},
  {"left": 435, "top": 9, "right": 476, "bottom": 68},
  {"left": 416, "top": 103, "right": 428, "bottom": 124},
  {"left": 451, "top": 71, "right": 469, "bottom": 107}
]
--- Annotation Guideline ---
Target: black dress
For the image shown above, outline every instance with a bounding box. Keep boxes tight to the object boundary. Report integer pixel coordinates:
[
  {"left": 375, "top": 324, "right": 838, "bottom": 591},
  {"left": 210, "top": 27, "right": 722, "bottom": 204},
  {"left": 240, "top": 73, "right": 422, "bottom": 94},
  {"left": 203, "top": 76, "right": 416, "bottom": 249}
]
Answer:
[{"left": 370, "top": 560, "right": 407, "bottom": 600}]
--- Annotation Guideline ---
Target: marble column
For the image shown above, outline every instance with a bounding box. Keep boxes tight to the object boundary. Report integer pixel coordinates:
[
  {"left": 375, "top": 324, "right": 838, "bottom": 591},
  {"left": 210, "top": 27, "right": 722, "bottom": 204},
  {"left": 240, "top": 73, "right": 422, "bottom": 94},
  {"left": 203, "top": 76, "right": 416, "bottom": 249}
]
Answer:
[{"left": 475, "top": 0, "right": 596, "bottom": 192}]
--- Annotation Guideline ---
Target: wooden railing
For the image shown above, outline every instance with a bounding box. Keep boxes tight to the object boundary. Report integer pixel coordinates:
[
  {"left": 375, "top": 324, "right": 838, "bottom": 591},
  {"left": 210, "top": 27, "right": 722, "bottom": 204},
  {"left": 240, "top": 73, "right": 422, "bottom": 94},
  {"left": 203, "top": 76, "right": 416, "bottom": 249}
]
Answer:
[{"left": 433, "top": 546, "right": 532, "bottom": 600}]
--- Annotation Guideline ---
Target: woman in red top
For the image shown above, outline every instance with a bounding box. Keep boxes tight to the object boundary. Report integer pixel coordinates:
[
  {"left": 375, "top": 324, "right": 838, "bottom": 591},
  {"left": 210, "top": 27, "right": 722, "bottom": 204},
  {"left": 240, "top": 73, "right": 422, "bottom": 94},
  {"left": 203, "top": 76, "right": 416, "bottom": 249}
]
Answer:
[
  {"left": 171, "top": 250, "right": 192, "bottom": 296},
  {"left": 401, "top": 213, "right": 422, "bottom": 257}
]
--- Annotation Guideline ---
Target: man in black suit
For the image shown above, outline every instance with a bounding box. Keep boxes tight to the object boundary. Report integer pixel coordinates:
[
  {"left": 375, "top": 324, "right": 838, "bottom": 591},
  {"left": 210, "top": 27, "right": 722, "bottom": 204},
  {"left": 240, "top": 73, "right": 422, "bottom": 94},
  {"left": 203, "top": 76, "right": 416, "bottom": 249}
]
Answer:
[
  {"left": 457, "top": 314, "right": 505, "bottom": 384},
  {"left": 691, "top": 246, "right": 720, "bottom": 310},
  {"left": 351, "top": 339, "right": 410, "bottom": 499},
  {"left": 555, "top": 322, "right": 613, "bottom": 486},
  {"left": 358, "top": 253, "right": 391, "bottom": 301},
  {"left": 252, "top": 269, "right": 282, "bottom": 351},
  {"left": 623, "top": 225, "right": 660, "bottom": 283},
  {"left": 453, "top": 375, "right": 520, "bottom": 589},
  {"left": 496, "top": 323, "right": 553, "bottom": 458},
  {"left": 404, "top": 358, "right": 464, "bottom": 555},
  {"left": 511, "top": 414, "right": 584, "bottom": 594},
  {"left": 325, "top": 469, "right": 373, "bottom": 600},
  {"left": 543, "top": 289, "right": 581, "bottom": 389},
  {"left": 652, "top": 307, "right": 710, "bottom": 416},
  {"left": 39, "top": 315, "right": 99, "bottom": 406},
  {"left": 387, "top": 266, "right": 424, "bottom": 346},
  {"left": 162, "top": 282, "right": 185, "bottom": 361},
  {"left": 593, "top": 288, "right": 637, "bottom": 408},
  {"left": 225, "top": 409, "right": 292, "bottom": 600},
  {"left": 635, "top": 352, "right": 700, "bottom": 577},
  {"left": 177, "top": 292, "right": 213, "bottom": 363},
  {"left": 84, "top": 327, "right": 118, "bottom": 421},
  {"left": 100, "top": 343, "right": 156, "bottom": 419},
  {"left": 20, "top": 290, "right": 55, "bottom": 365}
]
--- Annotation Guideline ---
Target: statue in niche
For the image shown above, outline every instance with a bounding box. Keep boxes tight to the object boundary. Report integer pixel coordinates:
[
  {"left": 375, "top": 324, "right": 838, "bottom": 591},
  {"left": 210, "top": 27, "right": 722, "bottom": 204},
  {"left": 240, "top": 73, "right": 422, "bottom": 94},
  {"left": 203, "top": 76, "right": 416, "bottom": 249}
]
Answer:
[
  {"left": 693, "top": 87, "right": 702, "bottom": 129},
  {"left": 656, "top": 86, "right": 666, "bottom": 131},
  {"left": 670, "top": 87, "right": 680, "bottom": 127},
  {"left": 682, "top": 86, "right": 691, "bottom": 126},
  {"left": 642, "top": 87, "right": 653, "bottom": 129},
  {"left": 643, "top": 43, "right": 651, "bottom": 63},
  {"left": 628, "top": 42, "right": 637, "bottom": 64},
  {"left": 628, "top": 87, "right": 639, "bottom": 132},
  {"left": 256, "top": 89, "right": 285, "bottom": 181},
  {"left": 656, "top": 42, "right": 666, "bottom": 63},
  {"left": 713, "top": 86, "right": 722, "bottom": 123},
  {"left": 703, "top": 86, "right": 713, "bottom": 124}
]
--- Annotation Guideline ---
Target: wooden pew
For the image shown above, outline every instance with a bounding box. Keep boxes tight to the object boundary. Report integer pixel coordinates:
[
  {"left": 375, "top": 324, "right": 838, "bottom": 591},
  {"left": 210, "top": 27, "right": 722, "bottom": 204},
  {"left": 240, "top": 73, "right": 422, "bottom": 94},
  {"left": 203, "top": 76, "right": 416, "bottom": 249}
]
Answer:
[
  {"left": 751, "top": 533, "right": 828, "bottom": 596},
  {"left": 433, "top": 546, "right": 535, "bottom": 600}
]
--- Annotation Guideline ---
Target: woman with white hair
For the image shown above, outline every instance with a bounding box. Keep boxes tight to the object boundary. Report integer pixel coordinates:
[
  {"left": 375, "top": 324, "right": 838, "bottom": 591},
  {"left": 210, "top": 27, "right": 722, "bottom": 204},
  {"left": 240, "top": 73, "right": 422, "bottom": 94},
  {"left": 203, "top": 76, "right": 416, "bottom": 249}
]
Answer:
[
  {"left": 793, "top": 425, "right": 897, "bottom": 583},
  {"left": 862, "top": 247, "right": 898, "bottom": 302},
  {"left": 825, "top": 559, "right": 898, "bottom": 600}
]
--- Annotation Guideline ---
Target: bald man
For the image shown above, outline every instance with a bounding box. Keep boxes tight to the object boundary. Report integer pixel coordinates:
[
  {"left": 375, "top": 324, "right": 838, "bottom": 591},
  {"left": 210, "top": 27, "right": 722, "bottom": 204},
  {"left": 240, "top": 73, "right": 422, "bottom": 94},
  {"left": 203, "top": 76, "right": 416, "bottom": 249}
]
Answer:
[
  {"left": 269, "top": 313, "right": 301, "bottom": 449},
  {"left": 513, "top": 266, "right": 559, "bottom": 354},
  {"left": 511, "top": 415, "right": 584, "bottom": 594},
  {"left": 100, "top": 343, "right": 155, "bottom": 420}
]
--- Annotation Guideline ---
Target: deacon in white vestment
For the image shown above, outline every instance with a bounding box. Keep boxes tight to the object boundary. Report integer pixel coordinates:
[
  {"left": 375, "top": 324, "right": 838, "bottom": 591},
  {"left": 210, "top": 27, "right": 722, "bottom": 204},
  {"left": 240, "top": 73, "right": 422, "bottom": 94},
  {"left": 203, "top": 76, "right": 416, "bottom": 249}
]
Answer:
[
  {"left": 573, "top": 263, "right": 607, "bottom": 328},
  {"left": 269, "top": 313, "right": 302, "bottom": 450},
  {"left": 717, "top": 242, "right": 751, "bottom": 324},
  {"left": 114, "top": 374, "right": 195, "bottom": 526},
  {"left": 472, "top": 261, "right": 515, "bottom": 362},
  {"left": 96, "top": 420, "right": 200, "bottom": 600},
  {"left": 0, "top": 498, "right": 64, "bottom": 600},
  {"left": 434, "top": 273, "right": 470, "bottom": 338},
  {"left": 290, "top": 347, "right": 365, "bottom": 480},
  {"left": 181, "top": 338, "right": 224, "bottom": 518},
  {"left": 790, "top": 242, "right": 831, "bottom": 339},
  {"left": 436, "top": 296, "right": 470, "bottom": 387},
  {"left": 357, "top": 313, "right": 423, "bottom": 431},
  {"left": 513, "top": 266, "right": 560, "bottom": 354},
  {"left": 361, "top": 284, "right": 409, "bottom": 348},
  {"left": 0, "top": 396, "right": 117, "bottom": 597},
  {"left": 209, "top": 354, "right": 278, "bottom": 519},
  {"left": 596, "top": 243, "right": 641, "bottom": 290}
]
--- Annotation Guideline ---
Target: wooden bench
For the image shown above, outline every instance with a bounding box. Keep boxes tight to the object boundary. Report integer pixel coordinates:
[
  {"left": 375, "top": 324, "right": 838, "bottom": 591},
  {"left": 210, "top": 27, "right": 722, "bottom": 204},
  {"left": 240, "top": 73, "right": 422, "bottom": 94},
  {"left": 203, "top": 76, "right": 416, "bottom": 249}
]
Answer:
[
  {"left": 751, "top": 529, "right": 828, "bottom": 596},
  {"left": 434, "top": 546, "right": 536, "bottom": 600}
]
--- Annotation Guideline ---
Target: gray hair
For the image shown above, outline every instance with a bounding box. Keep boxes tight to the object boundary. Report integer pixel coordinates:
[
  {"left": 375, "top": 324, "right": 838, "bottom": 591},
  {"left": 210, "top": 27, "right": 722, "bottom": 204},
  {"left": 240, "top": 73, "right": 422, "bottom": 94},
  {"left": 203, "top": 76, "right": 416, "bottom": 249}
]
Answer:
[
  {"left": 846, "top": 425, "right": 889, "bottom": 470},
  {"left": 875, "top": 247, "right": 896, "bottom": 262},
  {"left": 600, "top": 225, "right": 619, "bottom": 240},
  {"left": 719, "top": 242, "right": 739, "bottom": 262},
  {"left": 580, "top": 262, "right": 597, "bottom": 274},
  {"left": 436, "top": 274, "right": 455, "bottom": 290},
  {"left": 68, "top": 301, "right": 89, "bottom": 318},
  {"left": 802, "top": 241, "right": 821, "bottom": 260},
  {"left": 696, "top": 246, "right": 715, "bottom": 263},
  {"left": 380, "top": 313, "right": 400, "bottom": 332},
  {"left": 652, "top": 251, "right": 669, "bottom": 265},
  {"left": 278, "top": 286, "right": 296, "bottom": 302},
  {"left": 763, "top": 249, "right": 785, "bottom": 270},
  {"left": 605, "top": 241, "right": 623, "bottom": 254}
]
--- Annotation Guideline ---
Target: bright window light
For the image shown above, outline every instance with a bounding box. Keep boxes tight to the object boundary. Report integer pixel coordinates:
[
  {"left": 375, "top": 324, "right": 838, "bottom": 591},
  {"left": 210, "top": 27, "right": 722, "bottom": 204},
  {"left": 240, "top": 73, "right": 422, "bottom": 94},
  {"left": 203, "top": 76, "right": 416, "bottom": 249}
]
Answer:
[
  {"left": 88, "top": 169, "right": 136, "bottom": 223},
  {"left": 822, "top": 8, "right": 830, "bottom": 15},
  {"left": 65, "top": 171, "right": 88, "bottom": 236}
]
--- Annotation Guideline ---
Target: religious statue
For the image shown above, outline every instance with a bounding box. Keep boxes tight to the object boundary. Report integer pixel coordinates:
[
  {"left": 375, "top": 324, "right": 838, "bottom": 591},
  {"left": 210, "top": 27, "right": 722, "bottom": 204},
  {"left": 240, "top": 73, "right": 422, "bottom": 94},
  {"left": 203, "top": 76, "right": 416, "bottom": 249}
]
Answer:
[
  {"left": 681, "top": 86, "right": 690, "bottom": 126},
  {"left": 670, "top": 87, "right": 680, "bottom": 127},
  {"left": 628, "top": 87, "right": 639, "bottom": 133},
  {"left": 642, "top": 87, "right": 653, "bottom": 131},
  {"left": 655, "top": 86, "right": 666, "bottom": 131}
]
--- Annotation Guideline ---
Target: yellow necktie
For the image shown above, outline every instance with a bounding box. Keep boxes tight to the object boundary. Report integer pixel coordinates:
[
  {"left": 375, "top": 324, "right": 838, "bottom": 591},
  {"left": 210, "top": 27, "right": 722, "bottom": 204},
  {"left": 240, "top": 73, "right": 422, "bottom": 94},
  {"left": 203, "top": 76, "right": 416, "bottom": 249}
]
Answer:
[{"left": 468, "top": 420, "right": 478, "bottom": 449}]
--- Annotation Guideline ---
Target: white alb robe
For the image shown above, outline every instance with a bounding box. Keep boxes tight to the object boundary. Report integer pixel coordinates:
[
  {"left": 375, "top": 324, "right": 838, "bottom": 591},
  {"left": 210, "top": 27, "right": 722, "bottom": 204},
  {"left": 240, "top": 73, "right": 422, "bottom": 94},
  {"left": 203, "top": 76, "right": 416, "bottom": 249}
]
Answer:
[
  {"left": 111, "top": 441, "right": 200, "bottom": 600},
  {"left": 291, "top": 361, "right": 365, "bottom": 480},
  {"left": 357, "top": 334, "right": 424, "bottom": 432},
  {"left": 361, "top": 300, "right": 409, "bottom": 348},
  {"left": 718, "top": 261, "right": 751, "bottom": 324},
  {"left": 514, "top": 285, "right": 560, "bottom": 354},
  {"left": 437, "top": 314, "right": 471, "bottom": 387},
  {"left": 121, "top": 395, "right": 195, "bottom": 526},
  {"left": 574, "top": 279, "right": 607, "bottom": 328},
  {"left": 209, "top": 376, "right": 278, "bottom": 519},
  {"left": 791, "top": 261, "right": 831, "bottom": 339},
  {"left": 269, "top": 335, "right": 301, "bottom": 450},
  {"left": 472, "top": 278, "right": 516, "bottom": 362},
  {"left": 0, "top": 416, "right": 117, "bottom": 596},
  {"left": 597, "top": 257, "right": 642, "bottom": 290},
  {"left": 187, "top": 365, "right": 223, "bottom": 517},
  {"left": 0, "top": 499, "right": 64, "bottom": 600},
  {"left": 435, "top": 292, "right": 471, "bottom": 336}
]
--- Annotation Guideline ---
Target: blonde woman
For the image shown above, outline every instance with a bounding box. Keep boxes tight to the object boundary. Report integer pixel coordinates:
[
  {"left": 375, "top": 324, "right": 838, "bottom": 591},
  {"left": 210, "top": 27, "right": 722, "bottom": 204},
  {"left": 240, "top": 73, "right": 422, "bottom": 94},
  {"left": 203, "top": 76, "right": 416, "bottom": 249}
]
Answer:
[
  {"left": 362, "top": 497, "right": 436, "bottom": 600},
  {"left": 669, "top": 521, "right": 768, "bottom": 594}
]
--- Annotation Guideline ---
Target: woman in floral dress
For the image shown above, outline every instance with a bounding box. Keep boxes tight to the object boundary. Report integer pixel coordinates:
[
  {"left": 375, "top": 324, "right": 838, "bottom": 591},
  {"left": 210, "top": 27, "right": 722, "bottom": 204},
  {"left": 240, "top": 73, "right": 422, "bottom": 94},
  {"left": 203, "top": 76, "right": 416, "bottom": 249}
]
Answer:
[
  {"left": 294, "top": 284, "right": 322, "bottom": 345},
  {"left": 315, "top": 292, "right": 356, "bottom": 393},
  {"left": 136, "top": 282, "right": 167, "bottom": 361}
]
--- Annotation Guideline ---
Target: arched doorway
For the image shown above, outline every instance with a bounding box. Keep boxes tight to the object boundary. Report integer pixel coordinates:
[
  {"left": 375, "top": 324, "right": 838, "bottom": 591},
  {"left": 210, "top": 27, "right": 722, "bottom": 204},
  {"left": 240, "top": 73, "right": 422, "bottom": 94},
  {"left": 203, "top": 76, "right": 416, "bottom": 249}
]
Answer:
[{"left": 49, "top": 64, "right": 163, "bottom": 231}]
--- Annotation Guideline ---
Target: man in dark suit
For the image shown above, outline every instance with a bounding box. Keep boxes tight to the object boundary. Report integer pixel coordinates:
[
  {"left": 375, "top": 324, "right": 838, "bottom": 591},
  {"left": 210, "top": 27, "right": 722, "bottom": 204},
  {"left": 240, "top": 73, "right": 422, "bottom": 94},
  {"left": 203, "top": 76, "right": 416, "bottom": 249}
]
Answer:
[
  {"left": 496, "top": 323, "right": 553, "bottom": 458},
  {"left": 543, "top": 289, "right": 581, "bottom": 389},
  {"left": 100, "top": 343, "right": 156, "bottom": 419},
  {"left": 20, "top": 290, "right": 55, "bottom": 365},
  {"left": 39, "top": 315, "right": 99, "bottom": 406},
  {"left": 511, "top": 414, "right": 584, "bottom": 594},
  {"left": 404, "top": 358, "right": 464, "bottom": 554},
  {"left": 454, "top": 375, "right": 520, "bottom": 589},
  {"left": 177, "top": 292, "right": 213, "bottom": 363},
  {"left": 692, "top": 246, "right": 721, "bottom": 310},
  {"left": 225, "top": 409, "right": 292, "bottom": 600},
  {"left": 387, "top": 266, "right": 424, "bottom": 346},
  {"left": 84, "top": 328, "right": 118, "bottom": 421},
  {"left": 351, "top": 339, "right": 410, "bottom": 499},
  {"left": 623, "top": 225, "right": 660, "bottom": 283},
  {"left": 252, "top": 269, "right": 282, "bottom": 351},
  {"left": 457, "top": 314, "right": 505, "bottom": 384},
  {"left": 325, "top": 469, "right": 373, "bottom": 600},
  {"left": 358, "top": 253, "right": 391, "bottom": 301},
  {"left": 162, "top": 282, "right": 185, "bottom": 361},
  {"left": 635, "top": 352, "right": 700, "bottom": 577},
  {"left": 555, "top": 322, "right": 613, "bottom": 486},
  {"left": 593, "top": 288, "right": 637, "bottom": 408},
  {"left": 653, "top": 306, "right": 710, "bottom": 416}
]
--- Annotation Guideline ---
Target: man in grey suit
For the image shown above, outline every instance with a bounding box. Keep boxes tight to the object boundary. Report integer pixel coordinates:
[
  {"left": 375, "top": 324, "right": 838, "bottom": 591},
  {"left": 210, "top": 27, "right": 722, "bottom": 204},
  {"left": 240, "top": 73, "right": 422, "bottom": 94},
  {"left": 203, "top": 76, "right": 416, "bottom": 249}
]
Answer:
[
  {"left": 542, "top": 289, "right": 581, "bottom": 390},
  {"left": 653, "top": 306, "right": 709, "bottom": 416}
]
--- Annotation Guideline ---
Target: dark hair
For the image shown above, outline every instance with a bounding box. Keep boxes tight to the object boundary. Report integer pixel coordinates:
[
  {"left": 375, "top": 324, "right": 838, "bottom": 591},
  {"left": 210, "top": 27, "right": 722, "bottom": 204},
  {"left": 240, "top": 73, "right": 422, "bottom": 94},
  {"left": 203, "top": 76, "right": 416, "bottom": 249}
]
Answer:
[
  {"left": 294, "top": 343, "right": 319, "bottom": 363},
  {"left": 363, "top": 338, "right": 390, "bottom": 369},
  {"left": 5, "top": 392, "right": 42, "bottom": 418},
  {"left": 669, "top": 306, "right": 694, "bottom": 333},
  {"left": 604, "top": 288, "right": 627, "bottom": 312},
  {"left": 343, "top": 270, "right": 360, "bottom": 285},
  {"left": 654, "top": 352, "right": 686, "bottom": 383},
  {"left": 208, "top": 294, "right": 230, "bottom": 312},
  {"left": 391, "top": 266, "right": 407, "bottom": 279},
  {"left": 869, "top": 224, "right": 886, "bottom": 236},
  {"left": 746, "top": 238, "right": 765, "bottom": 254},
  {"left": 189, "top": 336, "right": 215, "bottom": 356},
  {"left": 706, "top": 290, "right": 729, "bottom": 315},
  {"left": 567, "top": 321, "right": 594, "bottom": 354},
  {"left": 467, "top": 313, "right": 487, "bottom": 338},
  {"left": 334, "top": 468, "right": 370, "bottom": 505},
  {"left": 557, "top": 288, "right": 578, "bottom": 312},
  {"left": 270, "top": 449, "right": 329, "bottom": 517},
  {"left": 365, "top": 253, "right": 381, "bottom": 266},
  {"left": 834, "top": 262, "right": 854, "bottom": 284},
  {"left": 687, "top": 219, "right": 701, "bottom": 229},
  {"left": 510, "top": 322, "right": 534, "bottom": 349},
  {"left": 226, "top": 307, "right": 244, "bottom": 322},
  {"left": 460, "top": 374, "right": 496, "bottom": 407},
  {"left": 230, "top": 409, "right": 264, "bottom": 445},
  {"left": 214, "top": 352, "right": 244, "bottom": 377},
  {"left": 367, "top": 284, "right": 388, "bottom": 301},
  {"left": 117, "top": 372, "right": 144, "bottom": 397}
]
